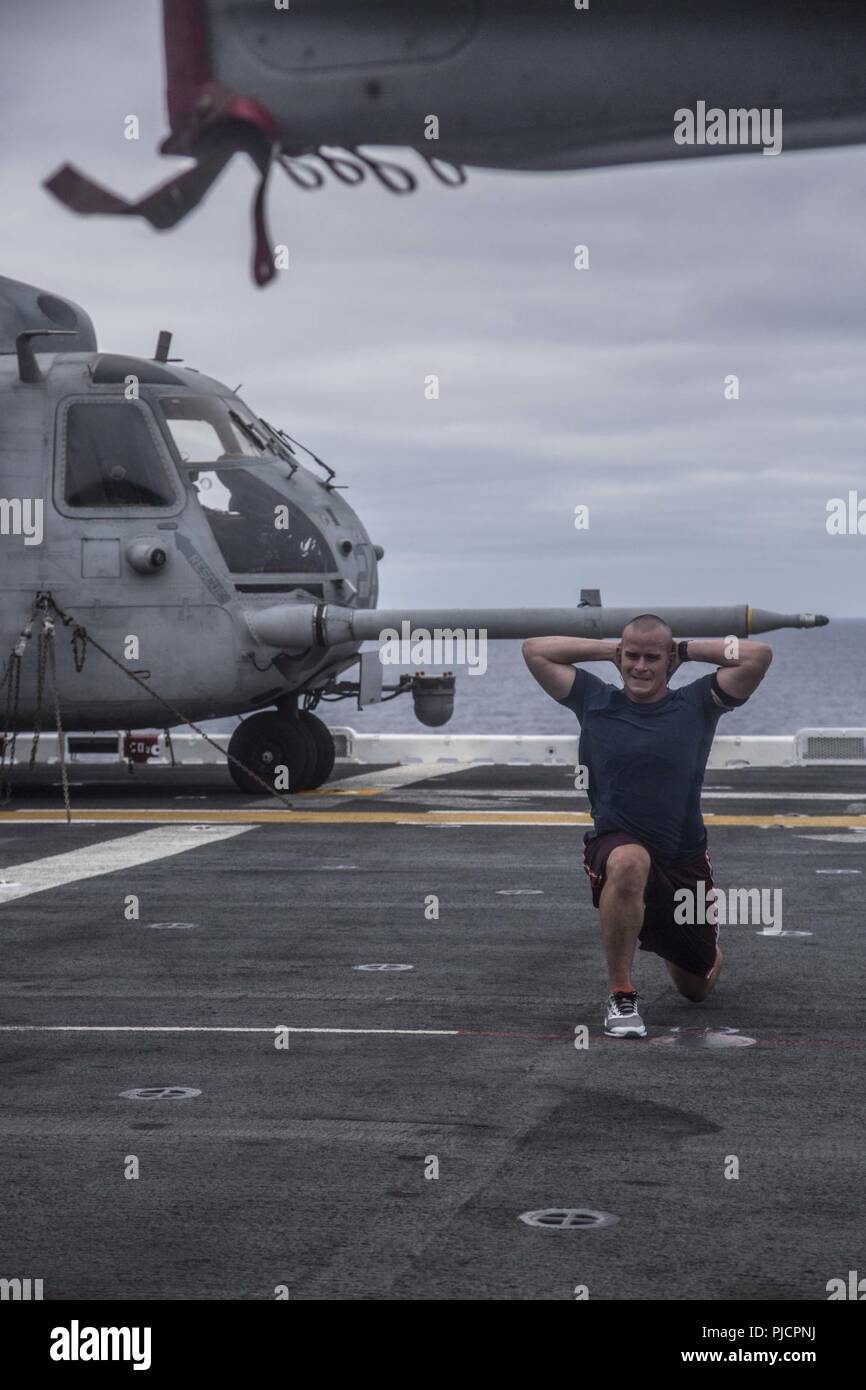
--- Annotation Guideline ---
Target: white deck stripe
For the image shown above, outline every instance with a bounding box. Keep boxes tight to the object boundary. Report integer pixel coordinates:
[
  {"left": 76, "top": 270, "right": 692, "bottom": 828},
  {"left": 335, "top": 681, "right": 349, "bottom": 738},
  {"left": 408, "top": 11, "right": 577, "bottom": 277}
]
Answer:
[
  {"left": 241, "top": 761, "right": 484, "bottom": 807},
  {"left": 247, "top": 783, "right": 866, "bottom": 807},
  {"left": 0, "top": 825, "right": 254, "bottom": 904},
  {"left": 391, "top": 811, "right": 569, "bottom": 822},
  {"left": 0, "top": 1025, "right": 460, "bottom": 1036},
  {"left": 390, "top": 789, "right": 866, "bottom": 802},
  {"left": 326, "top": 762, "right": 484, "bottom": 790},
  {"left": 702, "top": 791, "right": 866, "bottom": 802}
]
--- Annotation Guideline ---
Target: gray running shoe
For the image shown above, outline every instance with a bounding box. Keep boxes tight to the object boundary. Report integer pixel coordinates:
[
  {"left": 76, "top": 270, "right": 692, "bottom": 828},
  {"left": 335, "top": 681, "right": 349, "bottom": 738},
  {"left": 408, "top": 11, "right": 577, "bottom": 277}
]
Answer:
[{"left": 604, "top": 991, "right": 647, "bottom": 1038}]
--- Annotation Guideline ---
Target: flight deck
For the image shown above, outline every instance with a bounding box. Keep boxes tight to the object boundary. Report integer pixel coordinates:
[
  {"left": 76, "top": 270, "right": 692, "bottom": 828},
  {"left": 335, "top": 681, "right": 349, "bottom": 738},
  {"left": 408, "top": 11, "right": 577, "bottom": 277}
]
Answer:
[{"left": 1, "top": 756, "right": 863, "bottom": 1300}]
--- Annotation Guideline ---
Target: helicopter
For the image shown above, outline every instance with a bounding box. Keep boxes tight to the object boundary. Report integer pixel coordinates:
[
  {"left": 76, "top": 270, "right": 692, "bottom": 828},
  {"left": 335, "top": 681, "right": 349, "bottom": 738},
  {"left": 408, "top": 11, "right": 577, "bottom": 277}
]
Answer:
[
  {"left": 44, "top": 0, "right": 866, "bottom": 285},
  {"left": 0, "top": 273, "right": 827, "bottom": 798}
]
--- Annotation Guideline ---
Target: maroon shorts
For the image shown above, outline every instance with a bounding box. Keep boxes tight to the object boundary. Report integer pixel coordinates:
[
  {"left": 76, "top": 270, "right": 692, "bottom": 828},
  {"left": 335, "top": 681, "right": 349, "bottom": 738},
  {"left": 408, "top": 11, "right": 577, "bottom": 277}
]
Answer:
[{"left": 582, "top": 830, "right": 719, "bottom": 978}]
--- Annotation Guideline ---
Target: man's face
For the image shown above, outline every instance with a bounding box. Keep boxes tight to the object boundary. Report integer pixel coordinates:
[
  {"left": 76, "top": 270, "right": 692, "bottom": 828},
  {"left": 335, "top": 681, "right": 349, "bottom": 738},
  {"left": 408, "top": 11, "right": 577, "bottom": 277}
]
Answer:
[{"left": 616, "top": 627, "right": 674, "bottom": 702}]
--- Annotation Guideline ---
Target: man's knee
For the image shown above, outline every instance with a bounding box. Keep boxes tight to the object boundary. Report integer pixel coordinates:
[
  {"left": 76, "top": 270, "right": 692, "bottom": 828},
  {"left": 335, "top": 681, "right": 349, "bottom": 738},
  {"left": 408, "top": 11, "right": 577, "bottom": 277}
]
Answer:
[
  {"left": 605, "top": 845, "right": 651, "bottom": 897},
  {"left": 668, "top": 950, "right": 721, "bottom": 1001}
]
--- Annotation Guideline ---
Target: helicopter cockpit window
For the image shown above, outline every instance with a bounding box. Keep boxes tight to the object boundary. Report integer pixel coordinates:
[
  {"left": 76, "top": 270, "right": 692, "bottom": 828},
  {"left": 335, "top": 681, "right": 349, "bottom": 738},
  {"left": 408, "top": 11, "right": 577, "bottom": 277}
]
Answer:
[
  {"left": 63, "top": 402, "right": 177, "bottom": 508},
  {"left": 188, "top": 464, "right": 335, "bottom": 575},
  {"left": 157, "top": 395, "right": 335, "bottom": 574},
  {"left": 158, "top": 395, "right": 265, "bottom": 462}
]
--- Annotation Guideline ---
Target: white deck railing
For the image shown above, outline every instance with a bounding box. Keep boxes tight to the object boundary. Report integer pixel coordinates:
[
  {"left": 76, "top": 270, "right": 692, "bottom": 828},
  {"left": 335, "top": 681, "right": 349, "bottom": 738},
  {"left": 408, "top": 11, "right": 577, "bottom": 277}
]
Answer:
[{"left": 5, "top": 728, "right": 866, "bottom": 768}]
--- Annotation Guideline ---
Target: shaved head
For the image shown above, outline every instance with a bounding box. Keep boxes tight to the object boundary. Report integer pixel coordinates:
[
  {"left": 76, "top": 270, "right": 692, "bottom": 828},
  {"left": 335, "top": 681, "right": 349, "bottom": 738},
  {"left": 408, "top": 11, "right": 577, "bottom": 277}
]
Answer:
[
  {"left": 622, "top": 613, "right": 673, "bottom": 644},
  {"left": 617, "top": 614, "right": 676, "bottom": 703}
]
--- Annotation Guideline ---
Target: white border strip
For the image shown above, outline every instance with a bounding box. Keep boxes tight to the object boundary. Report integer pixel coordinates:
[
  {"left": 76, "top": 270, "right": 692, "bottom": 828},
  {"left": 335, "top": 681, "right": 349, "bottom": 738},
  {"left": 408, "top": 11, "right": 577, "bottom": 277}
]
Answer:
[
  {"left": 0, "top": 825, "right": 253, "bottom": 903},
  {"left": 10, "top": 729, "right": 866, "bottom": 769},
  {"left": 0, "top": 1025, "right": 461, "bottom": 1036}
]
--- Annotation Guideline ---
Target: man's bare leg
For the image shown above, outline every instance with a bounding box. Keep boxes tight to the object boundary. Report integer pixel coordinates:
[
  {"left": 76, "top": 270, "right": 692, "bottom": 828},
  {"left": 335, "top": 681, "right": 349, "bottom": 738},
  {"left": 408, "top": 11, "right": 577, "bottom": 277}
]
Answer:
[
  {"left": 665, "top": 946, "right": 723, "bottom": 1002},
  {"left": 599, "top": 844, "right": 652, "bottom": 991}
]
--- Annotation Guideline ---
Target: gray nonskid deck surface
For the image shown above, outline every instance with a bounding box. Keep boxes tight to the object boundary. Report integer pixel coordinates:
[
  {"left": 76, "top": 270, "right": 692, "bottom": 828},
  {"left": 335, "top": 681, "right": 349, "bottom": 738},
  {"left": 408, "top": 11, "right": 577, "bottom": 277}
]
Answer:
[{"left": 0, "top": 761, "right": 862, "bottom": 1299}]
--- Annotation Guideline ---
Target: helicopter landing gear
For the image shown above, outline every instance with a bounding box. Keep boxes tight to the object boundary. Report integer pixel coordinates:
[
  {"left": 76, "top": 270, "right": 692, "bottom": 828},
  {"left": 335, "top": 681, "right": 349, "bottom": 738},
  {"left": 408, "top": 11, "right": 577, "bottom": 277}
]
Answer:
[
  {"left": 298, "top": 710, "right": 336, "bottom": 789},
  {"left": 226, "top": 711, "right": 316, "bottom": 796}
]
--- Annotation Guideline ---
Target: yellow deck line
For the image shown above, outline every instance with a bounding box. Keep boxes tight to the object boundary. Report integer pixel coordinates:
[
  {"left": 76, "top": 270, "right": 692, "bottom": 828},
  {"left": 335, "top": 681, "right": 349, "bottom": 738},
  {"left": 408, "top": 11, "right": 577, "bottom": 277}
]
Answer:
[{"left": 0, "top": 809, "right": 865, "bottom": 828}]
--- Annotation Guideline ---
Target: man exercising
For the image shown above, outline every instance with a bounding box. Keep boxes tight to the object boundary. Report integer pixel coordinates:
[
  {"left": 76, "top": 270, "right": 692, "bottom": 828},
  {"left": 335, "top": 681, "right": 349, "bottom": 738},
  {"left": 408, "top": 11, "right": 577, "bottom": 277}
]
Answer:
[{"left": 522, "top": 616, "right": 773, "bottom": 1038}]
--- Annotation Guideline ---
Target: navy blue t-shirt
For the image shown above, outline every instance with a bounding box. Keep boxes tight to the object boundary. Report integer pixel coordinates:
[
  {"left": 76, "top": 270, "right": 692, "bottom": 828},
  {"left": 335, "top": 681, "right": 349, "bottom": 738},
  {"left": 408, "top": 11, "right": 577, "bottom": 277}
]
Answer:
[{"left": 557, "top": 669, "right": 744, "bottom": 865}]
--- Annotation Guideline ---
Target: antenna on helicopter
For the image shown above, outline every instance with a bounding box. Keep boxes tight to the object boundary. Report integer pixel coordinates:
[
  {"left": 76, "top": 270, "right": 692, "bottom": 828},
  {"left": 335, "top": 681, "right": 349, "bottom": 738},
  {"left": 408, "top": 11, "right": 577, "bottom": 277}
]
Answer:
[
  {"left": 15, "top": 329, "right": 75, "bottom": 384},
  {"left": 154, "top": 330, "right": 172, "bottom": 363}
]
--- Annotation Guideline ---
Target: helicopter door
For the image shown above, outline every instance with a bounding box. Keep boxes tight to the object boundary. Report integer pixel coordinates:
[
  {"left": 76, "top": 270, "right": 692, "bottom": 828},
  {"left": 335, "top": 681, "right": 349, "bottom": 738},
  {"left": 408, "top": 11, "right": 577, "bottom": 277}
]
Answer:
[{"left": 50, "top": 396, "right": 242, "bottom": 706}]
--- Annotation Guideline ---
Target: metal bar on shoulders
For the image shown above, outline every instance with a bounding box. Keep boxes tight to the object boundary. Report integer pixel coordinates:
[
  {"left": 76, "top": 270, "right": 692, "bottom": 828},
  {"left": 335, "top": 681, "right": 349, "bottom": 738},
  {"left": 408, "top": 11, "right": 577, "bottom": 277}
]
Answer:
[{"left": 244, "top": 603, "right": 829, "bottom": 649}]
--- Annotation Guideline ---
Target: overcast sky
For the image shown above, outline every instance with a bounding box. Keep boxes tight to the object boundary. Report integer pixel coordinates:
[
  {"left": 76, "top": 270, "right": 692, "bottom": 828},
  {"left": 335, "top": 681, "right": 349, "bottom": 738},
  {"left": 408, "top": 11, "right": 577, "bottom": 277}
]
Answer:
[{"left": 3, "top": 0, "right": 865, "bottom": 618}]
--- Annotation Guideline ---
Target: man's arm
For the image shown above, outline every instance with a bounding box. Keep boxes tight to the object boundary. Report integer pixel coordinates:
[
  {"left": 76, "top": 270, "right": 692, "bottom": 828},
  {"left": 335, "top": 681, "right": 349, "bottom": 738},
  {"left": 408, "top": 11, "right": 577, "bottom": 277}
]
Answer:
[
  {"left": 682, "top": 638, "right": 773, "bottom": 705},
  {"left": 522, "top": 636, "right": 618, "bottom": 700}
]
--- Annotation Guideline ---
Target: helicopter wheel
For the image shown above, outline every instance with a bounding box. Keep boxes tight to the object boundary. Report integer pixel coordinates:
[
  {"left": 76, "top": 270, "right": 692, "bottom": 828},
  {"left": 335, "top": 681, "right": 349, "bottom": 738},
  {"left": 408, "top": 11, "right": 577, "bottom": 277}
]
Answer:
[
  {"left": 226, "top": 711, "right": 316, "bottom": 796},
  {"left": 298, "top": 711, "right": 336, "bottom": 789}
]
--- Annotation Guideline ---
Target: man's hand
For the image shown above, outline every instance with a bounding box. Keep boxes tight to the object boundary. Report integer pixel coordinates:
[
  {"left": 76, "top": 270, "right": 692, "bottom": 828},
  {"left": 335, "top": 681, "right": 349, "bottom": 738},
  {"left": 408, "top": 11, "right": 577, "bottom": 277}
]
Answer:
[
  {"left": 522, "top": 636, "right": 618, "bottom": 701},
  {"left": 666, "top": 639, "right": 685, "bottom": 678}
]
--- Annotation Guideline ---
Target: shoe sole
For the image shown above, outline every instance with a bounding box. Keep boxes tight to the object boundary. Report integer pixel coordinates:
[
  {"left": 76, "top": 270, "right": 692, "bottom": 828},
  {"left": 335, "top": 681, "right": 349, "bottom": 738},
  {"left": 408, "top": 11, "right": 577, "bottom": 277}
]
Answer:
[{"left": 604, "top": 1025, "right": 647, "bottom": 1039}]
